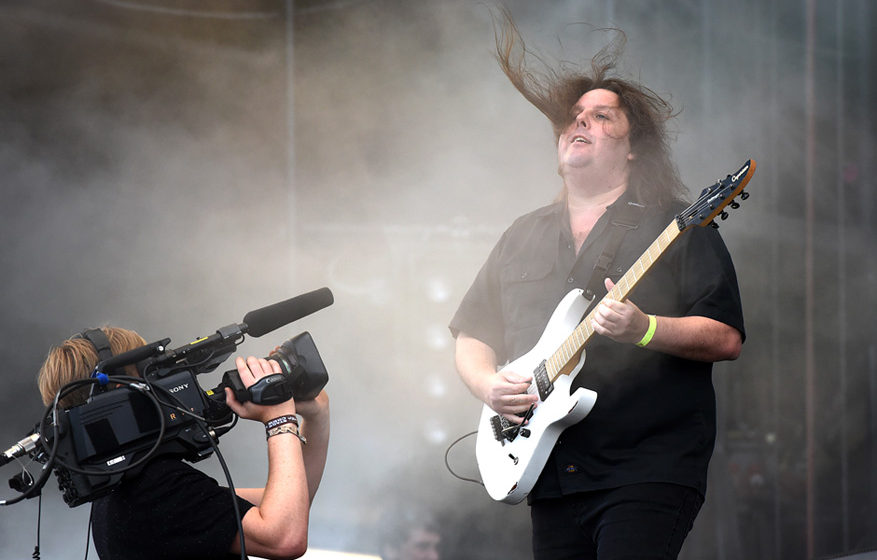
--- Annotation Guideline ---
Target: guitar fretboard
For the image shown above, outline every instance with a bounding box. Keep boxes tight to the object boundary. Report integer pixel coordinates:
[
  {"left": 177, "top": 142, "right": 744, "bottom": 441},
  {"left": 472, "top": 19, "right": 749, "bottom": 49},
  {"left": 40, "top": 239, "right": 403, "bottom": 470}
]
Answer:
[{"left": 544, "top": 220, "right": 683, "bottom": 381}]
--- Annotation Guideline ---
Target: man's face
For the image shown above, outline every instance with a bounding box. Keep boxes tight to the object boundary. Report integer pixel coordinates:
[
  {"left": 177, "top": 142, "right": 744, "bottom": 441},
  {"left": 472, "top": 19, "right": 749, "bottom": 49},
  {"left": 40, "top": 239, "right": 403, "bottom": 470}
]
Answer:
[
  {"left": 388, "top": 528, "right": 440, "bottom": 560},
  {"left": 556, "top": 88, "right": 634, "bottom": 178}
]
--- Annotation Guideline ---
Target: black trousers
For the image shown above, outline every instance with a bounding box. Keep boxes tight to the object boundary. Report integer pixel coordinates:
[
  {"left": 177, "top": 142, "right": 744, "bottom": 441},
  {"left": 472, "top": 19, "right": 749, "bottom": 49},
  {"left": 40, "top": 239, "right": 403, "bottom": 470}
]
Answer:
[{"left": 530, "top": 483, "right": 704, "bottom": 560}]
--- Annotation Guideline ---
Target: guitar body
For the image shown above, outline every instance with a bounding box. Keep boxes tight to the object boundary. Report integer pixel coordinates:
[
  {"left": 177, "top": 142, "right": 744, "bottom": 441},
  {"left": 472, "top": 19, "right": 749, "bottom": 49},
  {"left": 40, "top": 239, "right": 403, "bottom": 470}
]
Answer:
[{"left": 475, "top": 288, "right": 598, "bottom": 504}]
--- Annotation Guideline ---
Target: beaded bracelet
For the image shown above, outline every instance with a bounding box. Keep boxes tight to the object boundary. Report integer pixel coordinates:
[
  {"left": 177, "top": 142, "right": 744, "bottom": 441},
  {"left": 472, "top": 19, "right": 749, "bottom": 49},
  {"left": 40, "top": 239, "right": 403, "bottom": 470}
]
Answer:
[{"left": 266, "top": 423, "right": 307, "bottom": 444}]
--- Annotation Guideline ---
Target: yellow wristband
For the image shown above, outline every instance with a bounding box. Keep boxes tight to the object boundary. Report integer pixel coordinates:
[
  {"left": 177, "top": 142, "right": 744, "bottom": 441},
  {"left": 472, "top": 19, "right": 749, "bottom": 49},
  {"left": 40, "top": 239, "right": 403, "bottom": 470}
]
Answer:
[{"left": 636, "top": 314, "right": 657, "bottom": 347}]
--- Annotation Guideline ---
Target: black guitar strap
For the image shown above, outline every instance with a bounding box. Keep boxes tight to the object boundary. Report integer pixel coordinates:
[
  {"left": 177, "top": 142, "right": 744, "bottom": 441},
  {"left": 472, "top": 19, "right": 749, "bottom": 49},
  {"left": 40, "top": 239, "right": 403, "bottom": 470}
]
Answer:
[{"left": 582, "top": 201, "right": 646, "bottom": 301}]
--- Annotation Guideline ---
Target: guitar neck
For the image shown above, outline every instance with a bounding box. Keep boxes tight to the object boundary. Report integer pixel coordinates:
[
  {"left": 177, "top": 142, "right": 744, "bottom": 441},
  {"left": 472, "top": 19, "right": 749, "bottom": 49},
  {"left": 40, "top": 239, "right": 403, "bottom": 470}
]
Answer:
[{"left": 545, "top": 219, "right": 683, "bottom": 381}]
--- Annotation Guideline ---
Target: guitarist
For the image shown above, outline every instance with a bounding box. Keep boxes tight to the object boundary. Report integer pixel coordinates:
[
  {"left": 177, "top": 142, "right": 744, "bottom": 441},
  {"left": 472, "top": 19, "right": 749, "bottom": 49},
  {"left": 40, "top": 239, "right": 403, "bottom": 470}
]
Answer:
[{"left": 449, "top": 17, "right": 745, "bottom": 560}]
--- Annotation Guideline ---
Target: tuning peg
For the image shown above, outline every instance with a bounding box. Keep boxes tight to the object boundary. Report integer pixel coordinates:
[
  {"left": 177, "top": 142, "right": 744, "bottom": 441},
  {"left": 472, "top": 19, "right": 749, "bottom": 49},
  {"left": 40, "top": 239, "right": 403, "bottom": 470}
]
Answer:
[
  {"left": 740, "top": 191, "right": 750, "bottom": 200},
  {"left": 730, "top": 200, "right": 740, "bottom": 209},
  {"left": 720, "top": 211, "right": 729, "bottom": 220},
  {"left": 710, "top": 221, "right": 720, "bottom": 229}
]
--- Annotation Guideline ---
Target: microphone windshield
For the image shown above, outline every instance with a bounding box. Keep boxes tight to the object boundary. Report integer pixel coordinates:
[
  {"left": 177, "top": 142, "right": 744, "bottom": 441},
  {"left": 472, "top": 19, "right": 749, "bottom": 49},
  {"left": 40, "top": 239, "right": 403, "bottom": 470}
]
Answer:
[{"left": 243, "top": 287, "right": 334, "bottom": 337}]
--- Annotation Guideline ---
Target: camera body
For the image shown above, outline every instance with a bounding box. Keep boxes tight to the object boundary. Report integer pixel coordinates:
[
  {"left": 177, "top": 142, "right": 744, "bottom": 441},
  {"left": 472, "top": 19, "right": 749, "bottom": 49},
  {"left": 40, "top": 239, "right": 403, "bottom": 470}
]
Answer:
[
  {"left": 46, "top": 331, "right": 328, "bottom": 507},
  {"left": 50, "top": 370, "right": 216, "bottom": 507}
]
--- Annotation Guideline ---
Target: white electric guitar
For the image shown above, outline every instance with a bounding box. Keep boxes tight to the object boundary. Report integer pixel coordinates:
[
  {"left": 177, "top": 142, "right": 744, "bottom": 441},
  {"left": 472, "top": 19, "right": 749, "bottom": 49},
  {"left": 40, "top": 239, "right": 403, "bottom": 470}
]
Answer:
[{"left": 475, "top": 160, "right": 756, "bottom": 504}]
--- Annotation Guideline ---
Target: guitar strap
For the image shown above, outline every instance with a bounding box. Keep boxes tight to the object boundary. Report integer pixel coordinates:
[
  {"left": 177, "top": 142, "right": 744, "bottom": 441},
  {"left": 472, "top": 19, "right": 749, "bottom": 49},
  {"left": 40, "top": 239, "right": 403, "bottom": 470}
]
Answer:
[{"left": 582, "top": 201, "right": 646, "bottom": 301}]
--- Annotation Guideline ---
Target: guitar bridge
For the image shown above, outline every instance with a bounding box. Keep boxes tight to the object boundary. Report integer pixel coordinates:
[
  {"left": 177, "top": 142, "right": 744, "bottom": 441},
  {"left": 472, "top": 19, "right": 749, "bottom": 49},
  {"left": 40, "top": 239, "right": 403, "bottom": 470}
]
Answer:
[
  {"left": 490, "top": 415, "right": 508, "bottom": 444},
  {"left": 490, "top": 404, "right": 535, "bottom": 444}
]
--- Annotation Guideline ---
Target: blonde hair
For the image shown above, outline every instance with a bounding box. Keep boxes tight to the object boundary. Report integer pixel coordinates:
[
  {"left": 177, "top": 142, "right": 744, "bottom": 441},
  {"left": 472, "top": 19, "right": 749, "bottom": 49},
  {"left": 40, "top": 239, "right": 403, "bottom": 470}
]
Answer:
[{"left": 38, "top": 327, "right": 147, "bottom": 407}]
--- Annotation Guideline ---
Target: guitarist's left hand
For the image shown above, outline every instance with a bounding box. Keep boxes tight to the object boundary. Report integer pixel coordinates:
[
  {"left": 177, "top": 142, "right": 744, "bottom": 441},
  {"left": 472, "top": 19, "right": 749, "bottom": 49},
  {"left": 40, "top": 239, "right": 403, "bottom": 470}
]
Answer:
[{"left": 591, "top": 278, "right": 652, "bottom": 344}]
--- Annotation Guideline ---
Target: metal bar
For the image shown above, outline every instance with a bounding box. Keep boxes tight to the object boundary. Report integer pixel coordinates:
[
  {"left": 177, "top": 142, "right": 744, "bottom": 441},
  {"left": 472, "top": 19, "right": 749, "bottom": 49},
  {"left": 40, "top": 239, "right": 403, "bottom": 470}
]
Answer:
[
  {"left": 768, "top": 0, "right": 783, "bottom": 554},
  {"left": 804, "top": 0, "right": 817, "bottom": 557},
  {"left": 286, "top": 0, "right": 297, "bottom": 283},
  {"left": 835, "top": 0, "right": 850, "bottom": 550}
]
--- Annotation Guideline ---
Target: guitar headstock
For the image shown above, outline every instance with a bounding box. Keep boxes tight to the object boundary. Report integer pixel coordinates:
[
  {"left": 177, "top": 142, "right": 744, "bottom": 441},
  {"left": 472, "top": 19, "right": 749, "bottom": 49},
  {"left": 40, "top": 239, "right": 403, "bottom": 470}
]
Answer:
[{"left": 677, "top": 159, "right": 756, "bottom": 231}]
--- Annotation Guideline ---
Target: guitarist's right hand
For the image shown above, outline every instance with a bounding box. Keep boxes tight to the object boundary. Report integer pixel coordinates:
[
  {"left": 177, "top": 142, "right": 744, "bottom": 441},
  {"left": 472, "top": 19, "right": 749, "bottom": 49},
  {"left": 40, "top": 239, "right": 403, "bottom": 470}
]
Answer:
[
  {"left": 455, "top": 332, "right": 539, "bottom": 423},
  {"left": 483, "top": 370, "right": 539, "bottom": 424}
]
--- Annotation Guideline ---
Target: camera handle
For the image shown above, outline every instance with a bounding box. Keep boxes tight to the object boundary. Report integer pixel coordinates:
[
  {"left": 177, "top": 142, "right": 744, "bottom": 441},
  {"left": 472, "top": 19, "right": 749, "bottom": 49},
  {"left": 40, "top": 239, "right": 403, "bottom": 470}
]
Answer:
[{"left": 220, "top": 370, "right": 295, "bottom": 406}]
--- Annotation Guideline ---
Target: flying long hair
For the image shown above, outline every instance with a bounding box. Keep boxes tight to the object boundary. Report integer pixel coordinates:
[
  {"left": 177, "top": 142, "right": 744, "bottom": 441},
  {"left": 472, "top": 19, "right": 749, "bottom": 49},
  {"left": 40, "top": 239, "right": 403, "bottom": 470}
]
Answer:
[{"left": 492, "top": 8, "right": 687, "bottom": 206}]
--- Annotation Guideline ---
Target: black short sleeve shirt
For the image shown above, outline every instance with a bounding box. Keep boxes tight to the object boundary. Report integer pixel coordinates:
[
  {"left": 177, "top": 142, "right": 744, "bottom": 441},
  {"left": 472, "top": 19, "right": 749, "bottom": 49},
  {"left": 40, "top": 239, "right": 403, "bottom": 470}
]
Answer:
[
  {"left": 91, "top": 456, "right": 255, "bottom": 559},
  {"left": 449, "top": 190, "right": 745, "bottom": 499}
]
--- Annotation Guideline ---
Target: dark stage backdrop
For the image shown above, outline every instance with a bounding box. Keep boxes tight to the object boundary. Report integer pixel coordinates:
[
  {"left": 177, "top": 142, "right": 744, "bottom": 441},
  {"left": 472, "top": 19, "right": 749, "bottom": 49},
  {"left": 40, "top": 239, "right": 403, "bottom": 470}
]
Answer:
[{"left": 0, "top": 1, "right": 874, "bottom": 559}]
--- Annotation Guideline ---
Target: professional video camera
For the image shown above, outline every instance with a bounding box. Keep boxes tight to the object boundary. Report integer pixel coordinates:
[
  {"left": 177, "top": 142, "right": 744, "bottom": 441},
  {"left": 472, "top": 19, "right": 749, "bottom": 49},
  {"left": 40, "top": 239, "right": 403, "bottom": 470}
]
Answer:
[{"left": 0, "top": 288, "right": 333, "bottom": 508}]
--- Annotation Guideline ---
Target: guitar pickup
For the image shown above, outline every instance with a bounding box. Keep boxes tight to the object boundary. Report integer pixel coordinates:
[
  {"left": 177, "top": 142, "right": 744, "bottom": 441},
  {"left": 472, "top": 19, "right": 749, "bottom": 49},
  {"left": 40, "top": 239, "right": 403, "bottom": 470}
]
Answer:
[{"left": 533, "top": 361, "right": 553, "bottom": 400}]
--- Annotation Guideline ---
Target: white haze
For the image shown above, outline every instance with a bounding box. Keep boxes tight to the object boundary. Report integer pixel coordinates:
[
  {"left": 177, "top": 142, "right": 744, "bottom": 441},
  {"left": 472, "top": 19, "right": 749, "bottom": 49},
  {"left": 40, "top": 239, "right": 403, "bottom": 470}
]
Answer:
[{"left": 1, "top": 1, "right": 873, "bottom": 559}]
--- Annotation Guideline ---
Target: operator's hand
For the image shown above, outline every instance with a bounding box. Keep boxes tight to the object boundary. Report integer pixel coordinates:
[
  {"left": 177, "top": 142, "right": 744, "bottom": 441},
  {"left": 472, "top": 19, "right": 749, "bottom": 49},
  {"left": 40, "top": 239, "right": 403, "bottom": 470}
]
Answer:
[
  {"left": 483, "top": 370, "right": 538, "bottom": 424},
  {"left": 591, "top": 278, "right": 651, "bottom": 344},
  {"left": 224, "top": 356, "right": 296, "bottom": 423},
  {"left": 293, "top": 389, "right": 329, "bottom": 424}
]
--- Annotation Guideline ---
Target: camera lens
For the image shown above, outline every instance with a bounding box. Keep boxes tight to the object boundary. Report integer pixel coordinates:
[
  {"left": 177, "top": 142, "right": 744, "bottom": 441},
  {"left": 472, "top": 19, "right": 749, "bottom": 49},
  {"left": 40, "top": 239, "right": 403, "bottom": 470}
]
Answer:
[{"left": 267, "top": 339, "right": 297, "bottom": 375}]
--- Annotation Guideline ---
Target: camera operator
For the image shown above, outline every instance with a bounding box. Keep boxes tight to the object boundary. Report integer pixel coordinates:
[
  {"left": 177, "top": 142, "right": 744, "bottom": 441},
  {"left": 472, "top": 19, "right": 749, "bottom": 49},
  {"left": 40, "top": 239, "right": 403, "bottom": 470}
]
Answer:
[{"left": 37, "top": 327, "right": 330, "bottom": 560}]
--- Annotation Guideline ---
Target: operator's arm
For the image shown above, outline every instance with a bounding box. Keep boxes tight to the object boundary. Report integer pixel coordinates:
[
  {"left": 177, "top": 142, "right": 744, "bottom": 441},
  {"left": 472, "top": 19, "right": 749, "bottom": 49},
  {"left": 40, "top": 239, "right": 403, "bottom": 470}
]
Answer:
[
  {"left": 234, "top": 391, "right": 329, "bottom": 507},
  {"left": 455, "top": 332, "right": 538, "bottom": 423},
  {"left": 224, "top": 356, "right": 317, "bottom": 559},
  {"left": 294, "top": 390, "right": 330, "bottom": 503}
]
